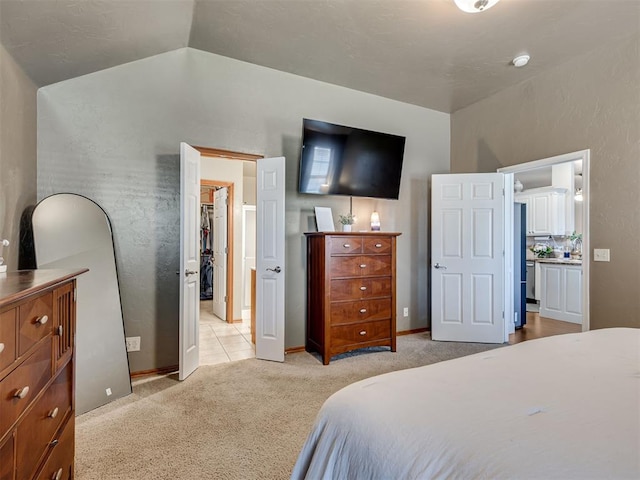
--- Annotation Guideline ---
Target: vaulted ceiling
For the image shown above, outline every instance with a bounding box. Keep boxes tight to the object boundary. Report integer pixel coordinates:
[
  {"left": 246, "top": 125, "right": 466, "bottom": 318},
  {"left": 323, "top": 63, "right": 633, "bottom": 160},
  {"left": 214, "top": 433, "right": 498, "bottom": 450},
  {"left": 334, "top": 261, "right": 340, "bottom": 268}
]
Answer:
[{"left": 1, "top": 0, "right": 638, "bottom": 113}]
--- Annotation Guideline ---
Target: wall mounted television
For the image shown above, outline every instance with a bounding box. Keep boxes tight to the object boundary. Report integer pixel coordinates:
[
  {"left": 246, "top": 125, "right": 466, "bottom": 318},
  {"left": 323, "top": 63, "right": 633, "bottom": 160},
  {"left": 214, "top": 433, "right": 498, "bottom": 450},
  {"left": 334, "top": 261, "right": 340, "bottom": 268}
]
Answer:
[{"left": 298, "top": 119, "right": 406, "bottom": 200}]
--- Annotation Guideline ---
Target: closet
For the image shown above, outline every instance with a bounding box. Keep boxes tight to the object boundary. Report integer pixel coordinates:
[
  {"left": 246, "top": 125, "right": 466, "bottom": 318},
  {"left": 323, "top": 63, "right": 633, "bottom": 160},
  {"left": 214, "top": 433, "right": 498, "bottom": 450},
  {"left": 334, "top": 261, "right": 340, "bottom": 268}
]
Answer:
[{"left": 200, "top": 186, "right": 215, "bottom": 301}]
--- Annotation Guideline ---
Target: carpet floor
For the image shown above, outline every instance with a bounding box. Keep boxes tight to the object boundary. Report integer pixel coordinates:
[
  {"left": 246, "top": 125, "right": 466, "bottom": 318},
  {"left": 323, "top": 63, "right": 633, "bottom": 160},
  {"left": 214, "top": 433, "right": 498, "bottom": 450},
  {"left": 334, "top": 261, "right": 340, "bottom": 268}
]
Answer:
[{"left": 75, "top": 333, "right": 501, "bottom": 480}]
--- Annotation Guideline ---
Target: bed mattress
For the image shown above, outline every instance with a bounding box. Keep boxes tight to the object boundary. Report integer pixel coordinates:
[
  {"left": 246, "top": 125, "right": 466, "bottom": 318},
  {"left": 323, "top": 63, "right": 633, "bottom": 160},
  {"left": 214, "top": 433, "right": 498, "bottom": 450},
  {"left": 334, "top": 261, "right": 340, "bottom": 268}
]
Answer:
[{"left": 292, "top": 328, "right": 640, "bottom": 479}]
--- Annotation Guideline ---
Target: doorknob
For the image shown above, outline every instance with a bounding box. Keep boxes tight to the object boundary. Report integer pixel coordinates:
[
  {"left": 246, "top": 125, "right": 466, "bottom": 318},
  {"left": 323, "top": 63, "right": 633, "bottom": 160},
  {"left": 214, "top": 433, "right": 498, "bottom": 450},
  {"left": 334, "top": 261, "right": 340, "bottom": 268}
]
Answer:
[
  {"left": 434, "top": 263, "right": 447, "bottom": 269},
  {"left": 185, "top": 269, "right": 198, "bottom": 276},
  {"left": 266, "top": 266, "right": 282, "bottom": 273}
]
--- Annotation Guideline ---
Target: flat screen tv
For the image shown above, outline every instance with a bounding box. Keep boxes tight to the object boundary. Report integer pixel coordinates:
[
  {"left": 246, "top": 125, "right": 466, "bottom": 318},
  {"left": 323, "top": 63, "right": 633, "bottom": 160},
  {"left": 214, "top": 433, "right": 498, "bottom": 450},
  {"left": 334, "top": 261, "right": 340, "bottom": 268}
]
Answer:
[{"left": 298, "top": 119, "right": 406, "bottom": 200}]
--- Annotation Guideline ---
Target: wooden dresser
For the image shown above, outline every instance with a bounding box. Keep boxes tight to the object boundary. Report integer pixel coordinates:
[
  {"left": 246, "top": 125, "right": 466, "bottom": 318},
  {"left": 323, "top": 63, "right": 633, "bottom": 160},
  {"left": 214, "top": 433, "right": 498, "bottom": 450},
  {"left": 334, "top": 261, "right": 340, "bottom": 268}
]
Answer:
[
  {"left": 305, "top": 232, "right": 400, "bottom": 365},
  {"left": 0, "top": 269, "right": 86, "bottom": 480}
]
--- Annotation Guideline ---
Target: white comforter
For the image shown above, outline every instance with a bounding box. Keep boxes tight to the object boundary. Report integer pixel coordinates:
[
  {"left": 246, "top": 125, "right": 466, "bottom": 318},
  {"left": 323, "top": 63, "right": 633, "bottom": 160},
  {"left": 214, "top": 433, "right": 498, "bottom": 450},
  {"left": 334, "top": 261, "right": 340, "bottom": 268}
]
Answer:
[{"left": 292, "top": 328, "right": 640, "bottom": 479}]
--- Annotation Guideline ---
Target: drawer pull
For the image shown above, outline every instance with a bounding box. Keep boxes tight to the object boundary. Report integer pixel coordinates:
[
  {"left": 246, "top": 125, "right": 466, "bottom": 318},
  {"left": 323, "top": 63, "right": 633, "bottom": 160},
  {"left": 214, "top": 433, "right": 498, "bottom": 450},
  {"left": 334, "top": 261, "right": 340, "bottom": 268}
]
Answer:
[
  {"left": 14, "top": 386, "right": 30, "bottom": 399},
  {"left": 48, "top": 407, "right": 59, "bottom": 419},
  {"left": 0, "top": 342, "right": 4, "bottom": 354},
  {"left": 49, "top": 439, "right": 59, "bottom": 448},
  {"left": 359, "top": 308, "right": 367, "bottom": 314},
  {"left": 375, "top": 243, "right": 382, "bottom": 248},
  {"left": 359, "top": 330, "right": 367, "bottom": 336},
  {"left": 52, "top": 468, "right": 63, "bottom": 480},
  {"left": 359, "top": 264, "right": 367, "bottom": 269},
  {"left": 359, "top": 286, "right": 367, "bottom": 291},
  {"left": 57, "top": 325, "right": 64, "bottom": 336},
  {"left": 35, "top": 315, "right": 49, "bottom": 325},
  {"left": 343, "top": 243, "right": 351, "bottom": 248}
]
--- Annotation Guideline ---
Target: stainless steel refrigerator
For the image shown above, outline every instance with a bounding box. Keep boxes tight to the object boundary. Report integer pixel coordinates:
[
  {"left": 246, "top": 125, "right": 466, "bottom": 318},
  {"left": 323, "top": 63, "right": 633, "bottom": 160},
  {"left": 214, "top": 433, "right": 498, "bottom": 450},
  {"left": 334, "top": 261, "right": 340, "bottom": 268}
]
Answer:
[{"left": 514, "top": 203, "right": 527, "bottom": 329}]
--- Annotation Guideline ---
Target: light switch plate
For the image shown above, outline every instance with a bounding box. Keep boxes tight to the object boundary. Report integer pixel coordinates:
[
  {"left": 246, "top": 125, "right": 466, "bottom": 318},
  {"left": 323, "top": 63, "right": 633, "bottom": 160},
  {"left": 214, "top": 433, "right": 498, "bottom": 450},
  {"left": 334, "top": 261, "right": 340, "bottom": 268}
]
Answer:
[
  {"left": 593, "top": 249, "right": 610, "bottom": 262},
  {"left": 125, "top": 336, "right": 141, "bottom": 352}
]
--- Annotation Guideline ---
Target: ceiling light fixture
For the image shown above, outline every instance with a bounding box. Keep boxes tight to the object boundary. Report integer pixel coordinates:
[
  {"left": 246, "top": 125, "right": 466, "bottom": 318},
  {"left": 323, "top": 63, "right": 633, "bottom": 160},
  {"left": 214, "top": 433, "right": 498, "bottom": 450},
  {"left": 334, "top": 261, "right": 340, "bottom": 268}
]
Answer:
[
  {"left": 512, "top": 54, "right": 531, "bottom": 67},
  {"left": 454, "top": 0, "right": 501, "bottom": 13}
]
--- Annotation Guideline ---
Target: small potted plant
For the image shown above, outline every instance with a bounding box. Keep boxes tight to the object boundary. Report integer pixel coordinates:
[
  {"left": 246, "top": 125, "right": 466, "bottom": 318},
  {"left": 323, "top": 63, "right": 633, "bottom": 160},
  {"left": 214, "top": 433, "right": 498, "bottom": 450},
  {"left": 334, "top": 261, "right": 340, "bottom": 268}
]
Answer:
[
  {"left": 530, "top": 243, "right": 553, "bottom": 258},
  {"left": 338, "top": 213, "right": 355, "bottom": 232},
  {"left": 569, "top": 231, "right": 583, "bottom": 258}
]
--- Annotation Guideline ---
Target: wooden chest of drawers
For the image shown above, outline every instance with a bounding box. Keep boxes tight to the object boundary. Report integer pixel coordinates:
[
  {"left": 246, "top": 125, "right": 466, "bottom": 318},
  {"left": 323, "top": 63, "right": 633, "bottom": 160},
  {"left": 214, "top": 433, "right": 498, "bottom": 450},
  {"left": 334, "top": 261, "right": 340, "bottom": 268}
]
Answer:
[
  {"left": 305, "top": 232, "right": 400, "bottom": 364},
  {"left": 0, "top": 270, "right": 85, "bottom": 480}
]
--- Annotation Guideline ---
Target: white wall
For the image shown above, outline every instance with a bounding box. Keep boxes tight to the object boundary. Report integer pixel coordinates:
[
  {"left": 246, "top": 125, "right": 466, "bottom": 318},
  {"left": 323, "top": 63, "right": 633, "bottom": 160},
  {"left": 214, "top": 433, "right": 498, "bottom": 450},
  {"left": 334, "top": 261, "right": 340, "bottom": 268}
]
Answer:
[
  {"left": 38, "top": 47, "right": 449, "bottom": 371},
  {"left": 0, "top": 44, "right": 37, "bottom": 269}
]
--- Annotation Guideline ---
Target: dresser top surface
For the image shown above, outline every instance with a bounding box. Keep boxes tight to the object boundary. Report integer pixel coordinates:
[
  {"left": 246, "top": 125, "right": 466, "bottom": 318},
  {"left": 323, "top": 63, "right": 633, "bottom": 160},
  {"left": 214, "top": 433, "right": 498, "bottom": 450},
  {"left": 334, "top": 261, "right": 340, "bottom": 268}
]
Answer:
[
  {"left": 304, "top": 232, "right": 401, "bottom": 237},
  {"left": 0, "top": 269, "right": 88, "bottom": 307}
]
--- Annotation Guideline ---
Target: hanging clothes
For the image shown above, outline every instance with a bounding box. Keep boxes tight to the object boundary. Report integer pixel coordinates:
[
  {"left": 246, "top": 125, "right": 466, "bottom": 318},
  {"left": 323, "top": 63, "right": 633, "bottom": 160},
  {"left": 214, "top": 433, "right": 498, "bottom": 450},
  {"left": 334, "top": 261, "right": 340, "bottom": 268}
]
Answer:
[{"left": 201, "top": 204, "right": 210, "bottom": 252}]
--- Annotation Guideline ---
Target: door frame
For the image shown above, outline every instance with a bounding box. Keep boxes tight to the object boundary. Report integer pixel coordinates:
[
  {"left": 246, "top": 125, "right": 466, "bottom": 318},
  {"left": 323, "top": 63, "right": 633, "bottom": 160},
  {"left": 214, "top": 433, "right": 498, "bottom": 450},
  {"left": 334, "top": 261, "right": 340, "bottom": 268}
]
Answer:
[
  {"left": 196, "top": 147, "right": 263, "bottom": 328},
  {"left": 202, "top": 179, "right": 234, "bottom": 323},
  {"left": 499, "top": 149, "right": 590, "bottom": 334}
]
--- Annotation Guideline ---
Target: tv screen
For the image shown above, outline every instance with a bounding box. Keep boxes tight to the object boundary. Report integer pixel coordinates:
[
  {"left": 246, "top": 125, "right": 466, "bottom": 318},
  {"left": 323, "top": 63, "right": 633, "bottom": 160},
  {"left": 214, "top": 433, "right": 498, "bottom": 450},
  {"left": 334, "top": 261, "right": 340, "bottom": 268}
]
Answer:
[{"left": 298, "top": 119, "right": 406, "bottom": 200}]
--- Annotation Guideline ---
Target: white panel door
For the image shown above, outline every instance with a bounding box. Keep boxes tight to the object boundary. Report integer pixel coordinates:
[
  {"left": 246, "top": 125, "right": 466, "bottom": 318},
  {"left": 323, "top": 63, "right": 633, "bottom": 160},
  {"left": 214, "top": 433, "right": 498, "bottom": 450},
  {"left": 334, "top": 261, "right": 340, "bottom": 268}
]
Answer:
[
  {"left": 212, "top": 187, "right": 228, "bottom": 320},
  {"left": 431, "top": 173, "right": 505, "bottom": 343},
  {"left": 256, "top": 157, "right": 285, "bottom": 362},
  {"left": 179, "top": 143, "right": 201, "bottom": 381}
]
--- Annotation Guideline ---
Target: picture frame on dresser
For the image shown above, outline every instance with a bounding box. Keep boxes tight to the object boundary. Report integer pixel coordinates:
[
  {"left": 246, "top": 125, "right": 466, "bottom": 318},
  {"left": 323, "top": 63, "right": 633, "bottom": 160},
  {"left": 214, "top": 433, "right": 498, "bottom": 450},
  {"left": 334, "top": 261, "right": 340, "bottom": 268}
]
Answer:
[{"left": 313, "top": 207, "right": 335, "bottom": 232}]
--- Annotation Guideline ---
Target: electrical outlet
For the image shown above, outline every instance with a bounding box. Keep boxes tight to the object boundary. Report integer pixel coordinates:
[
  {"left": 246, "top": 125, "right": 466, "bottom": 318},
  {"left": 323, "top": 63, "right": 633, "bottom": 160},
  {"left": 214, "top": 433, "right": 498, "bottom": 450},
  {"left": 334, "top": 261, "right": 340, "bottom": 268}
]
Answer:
[
  {"left": 105, "top": 388, "right": 112, "bottom": 396},
  {"left": 593, "top": 249, "right": 610, "bottom": 262},
  {"left": 125, "top": 336, "right": 141, "bottom": 352},
  {"left": 403, "top": 307, "right": 409, "bottom": 317}
]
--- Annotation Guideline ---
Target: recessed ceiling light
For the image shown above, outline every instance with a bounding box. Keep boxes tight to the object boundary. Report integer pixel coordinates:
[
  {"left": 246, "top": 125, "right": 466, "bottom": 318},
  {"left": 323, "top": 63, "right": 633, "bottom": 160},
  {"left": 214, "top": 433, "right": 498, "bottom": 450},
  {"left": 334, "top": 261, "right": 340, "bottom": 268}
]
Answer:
[{"left": 512, "top": 54, "right": 531, "bottom": 68}]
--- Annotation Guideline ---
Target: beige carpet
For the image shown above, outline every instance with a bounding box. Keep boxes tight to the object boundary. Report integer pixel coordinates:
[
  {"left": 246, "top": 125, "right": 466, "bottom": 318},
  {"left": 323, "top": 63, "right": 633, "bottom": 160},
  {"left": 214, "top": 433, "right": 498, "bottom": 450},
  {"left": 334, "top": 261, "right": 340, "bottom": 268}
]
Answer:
[{"left": 75, "top": 333, "right": 501, "bottom": 480}]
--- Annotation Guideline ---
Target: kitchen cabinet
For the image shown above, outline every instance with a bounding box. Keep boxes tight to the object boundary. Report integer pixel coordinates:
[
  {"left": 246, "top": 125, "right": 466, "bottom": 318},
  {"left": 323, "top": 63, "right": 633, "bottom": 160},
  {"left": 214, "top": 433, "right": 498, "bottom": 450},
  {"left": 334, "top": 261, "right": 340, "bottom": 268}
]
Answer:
[
  {"left": 516, "top": 187, "right": 568, "bottom": 236},
  {"left": 539, "top": 262, "right": 582, "bottom": 324}
]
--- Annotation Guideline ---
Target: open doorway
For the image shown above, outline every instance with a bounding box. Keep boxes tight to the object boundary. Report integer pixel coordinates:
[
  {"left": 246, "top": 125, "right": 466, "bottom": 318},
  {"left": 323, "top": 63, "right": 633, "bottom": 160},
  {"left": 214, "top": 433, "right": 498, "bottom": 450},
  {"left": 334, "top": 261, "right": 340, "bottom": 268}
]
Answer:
[
  {"left": 197, "top": 148, "right": 261, "bottom": 365},
  {"left": 501, "top": 149, "right": 589, "bottom": 343}
]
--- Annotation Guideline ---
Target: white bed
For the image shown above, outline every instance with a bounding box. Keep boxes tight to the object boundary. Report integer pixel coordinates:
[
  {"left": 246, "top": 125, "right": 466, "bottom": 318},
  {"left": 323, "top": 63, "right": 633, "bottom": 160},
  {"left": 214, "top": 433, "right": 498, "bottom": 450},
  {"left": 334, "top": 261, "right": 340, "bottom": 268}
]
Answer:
[{"left": 291, "top": 328, "right": 640, "bottom": 479}]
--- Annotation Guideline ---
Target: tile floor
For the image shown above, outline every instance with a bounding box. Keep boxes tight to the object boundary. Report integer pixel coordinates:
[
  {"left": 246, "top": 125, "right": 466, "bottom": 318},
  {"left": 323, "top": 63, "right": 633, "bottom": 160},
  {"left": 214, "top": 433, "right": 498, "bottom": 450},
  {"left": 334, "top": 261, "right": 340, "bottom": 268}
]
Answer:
[{"left": 199, "top": 300, "right": 255, "bottom": 365}]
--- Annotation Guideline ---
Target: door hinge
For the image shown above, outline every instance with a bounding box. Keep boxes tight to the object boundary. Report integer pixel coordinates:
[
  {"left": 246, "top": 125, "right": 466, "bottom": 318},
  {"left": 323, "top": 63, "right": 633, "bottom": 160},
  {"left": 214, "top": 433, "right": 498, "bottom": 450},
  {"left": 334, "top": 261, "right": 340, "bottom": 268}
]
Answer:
[
  {"left": 224, "top": 247, "right": 228, "bottom": 254},
  {"left": 502, "top": 311, "right": 504, "bottom": 319},
  {"left": 73, "top": 288, "right": 77, "bottom": 302},
  {"left": 224, "top": 295, "right": 228, "bottom": 302},
  {"left": 502, "top": 188, "right": 505, "bottom": 196}
]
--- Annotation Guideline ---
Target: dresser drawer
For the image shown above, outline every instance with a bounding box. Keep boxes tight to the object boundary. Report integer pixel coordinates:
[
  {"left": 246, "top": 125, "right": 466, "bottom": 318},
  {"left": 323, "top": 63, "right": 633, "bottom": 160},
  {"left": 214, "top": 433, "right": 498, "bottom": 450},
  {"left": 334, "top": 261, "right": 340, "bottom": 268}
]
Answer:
[
  {"left": 330, "top": 255, "right": 392, "bottom": 278},
  {"left": 330, "top": 298, "right": 391, "bottom": 325},
  {"left": 331, "top": 320, "right": 391, "bottom": 348},
  {"left": 330, "top": 277, "right": 391, "bottom": 301},
  {"left": 19, "top": 293, "right": 53, "bottom": 356},
  {"left": 0, "top": 309, "right": 17, "bottom": 372},
  {"left": 36, "top": 416, "right": 74, "bottom": 480},
  {"left": 0, "top": 340, "right": 52, "bottom": 434},
  {"left": 0, "top": 433, "right": 15, "bottom": 480},
  {"left": 363, "top": 237, "right": 392, "bottom": 254},
  {"left": 16, "top": 362, "right": 72, "bottom": 480},
  {"left": 329, "top": 236, "right": 362, "bottom": 255}
]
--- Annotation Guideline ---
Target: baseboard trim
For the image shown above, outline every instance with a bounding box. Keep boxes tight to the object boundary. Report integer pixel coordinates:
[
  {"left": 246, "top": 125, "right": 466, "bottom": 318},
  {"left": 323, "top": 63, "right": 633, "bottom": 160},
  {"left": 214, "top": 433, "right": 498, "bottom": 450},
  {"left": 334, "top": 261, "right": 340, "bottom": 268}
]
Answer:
[
  {"left": 131, "top": 332, "right": 428, "bottom": 376},
  {"left": 285, "top": 346, "right": 306, "bottom": 354},
  {"left": 397, "top": 328, "right": 429, "bottom": 336},
  {"left": 130, "top": 364, "right": 179, "bottom": 379}
]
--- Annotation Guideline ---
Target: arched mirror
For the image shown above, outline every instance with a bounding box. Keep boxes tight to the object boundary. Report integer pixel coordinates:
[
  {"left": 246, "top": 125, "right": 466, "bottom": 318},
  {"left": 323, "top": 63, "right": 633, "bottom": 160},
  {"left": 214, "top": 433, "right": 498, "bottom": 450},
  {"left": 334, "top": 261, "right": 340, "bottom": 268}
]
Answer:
[{"left": 28, "top": 193, "right": 131, "bottom": 414}]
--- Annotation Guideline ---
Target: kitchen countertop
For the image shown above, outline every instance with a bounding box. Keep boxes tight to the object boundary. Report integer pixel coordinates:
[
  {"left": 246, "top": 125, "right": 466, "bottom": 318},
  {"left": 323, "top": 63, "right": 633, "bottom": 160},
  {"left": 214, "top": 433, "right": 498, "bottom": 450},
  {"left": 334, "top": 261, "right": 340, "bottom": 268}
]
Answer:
[{"left": 534, "top": 257, "right": 582, "bottom": 265}]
